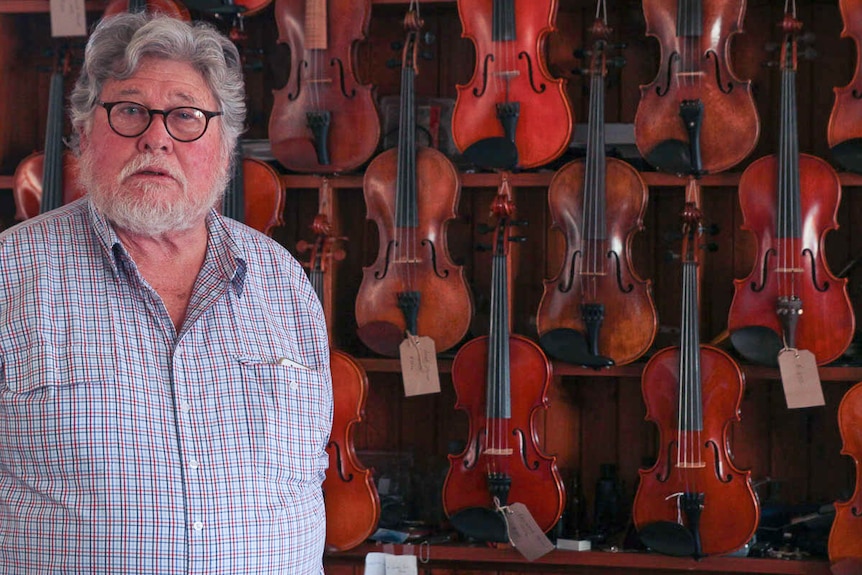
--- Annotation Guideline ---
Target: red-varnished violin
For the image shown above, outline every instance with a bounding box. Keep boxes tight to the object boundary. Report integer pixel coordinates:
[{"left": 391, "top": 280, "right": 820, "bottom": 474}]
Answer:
[
  {"left": 443, "top": 178, "right": 564, "bottom": 541},
  {"left": 267, "top": 0, "right": 379, "bottom": 173},
  {"left": 634, "top": 0, "right": 759, "bottom": 175},
  {"left": 727, "top": 7, "right": 854, "bottom": 367},
  {"left": 634, "top": 180, "right": 759, "bottom": 558},
  {"left": 220, "top": 147, "right": 285, "bottom": 236},
  {"left": 827, "top": 0, "right": 862, "bottom": 173},
  {"left": 536, "top": 12, "right": 656, "bottom": 368},
  {"left": 451, "top": 0, "right": 572, "bottom": 169},
  {"left": 297, "top": 178, "right": 380, "bottom": 552},
  {"left": 355, "top": 8, "right": 472, "bottom": 357},
  {"left": 828, "top": 381, "right": 862, "bottom": 566}
]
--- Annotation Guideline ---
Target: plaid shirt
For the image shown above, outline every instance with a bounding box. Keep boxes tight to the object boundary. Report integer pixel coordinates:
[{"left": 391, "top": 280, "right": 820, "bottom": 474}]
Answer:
[{"left": 0, "top": 199, "right": 333, "bottom": 574}]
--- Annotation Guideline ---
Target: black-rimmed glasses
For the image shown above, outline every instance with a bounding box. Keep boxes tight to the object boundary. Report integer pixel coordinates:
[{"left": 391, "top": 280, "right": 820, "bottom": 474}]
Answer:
[{"left": 99, "top": 101, "right": 223, "bottom": 143}]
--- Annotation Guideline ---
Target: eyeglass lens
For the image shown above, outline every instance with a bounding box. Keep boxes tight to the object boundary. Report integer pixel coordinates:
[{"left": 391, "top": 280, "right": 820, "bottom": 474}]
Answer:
[{"left": 108, "top": 102, "right": 210, "bottom": 141}]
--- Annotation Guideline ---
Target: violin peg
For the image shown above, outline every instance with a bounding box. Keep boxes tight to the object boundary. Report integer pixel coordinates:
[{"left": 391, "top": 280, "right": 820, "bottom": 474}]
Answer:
[
  {"left": 477, "top": 223, "right": 495, "bottom": 234},
  {"left": 386, "top": 58, "right": 400, "bottom": 69},
  {"left": 476, "top": 243, "right": 492, "bottom": 252},
  {"left": 511, "top": 219, "right": 529, "bottom": 227},
  {"left": 509, "top": 236, "right": 528, "bottom": 243},
  {"left": 608, "top": 56, "right": 626, "bottom": 69},
  {"left": 572, "top": 48, "right": 590, "bottom": 60}
]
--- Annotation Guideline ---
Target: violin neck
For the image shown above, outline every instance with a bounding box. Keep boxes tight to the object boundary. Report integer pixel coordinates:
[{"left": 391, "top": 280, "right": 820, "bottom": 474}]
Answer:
[
  {"left": 778, "top": 59, "right": 802, "bottom": 238},
  {"left": 583, "top": 63, "right": 607, "bottom": 242},
  {"left": 679, "top": 258, "right": 704, "bottom": 432},
  {"left": 486, "top": 227, "right": 512, "bottom": 420},
  {"left": 41, "top": 70, "right": 65, "bottom": 214},
  {"left": 223, "top": 145, "right": 246, "bottom": 222},
  {"left": 395, "top": 49, "right": 418, "bottom": 228}
]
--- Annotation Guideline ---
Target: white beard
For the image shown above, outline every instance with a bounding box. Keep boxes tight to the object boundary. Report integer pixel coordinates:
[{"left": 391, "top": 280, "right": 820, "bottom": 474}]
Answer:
[{"left": 78, "top": 148, "right": 229, "bottom": 237}]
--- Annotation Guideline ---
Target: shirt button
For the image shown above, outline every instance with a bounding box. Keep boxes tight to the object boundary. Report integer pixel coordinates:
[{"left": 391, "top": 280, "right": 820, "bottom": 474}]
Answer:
[
  {"left": 290, "top": 381, "right": 299, "bottom": 391},
  {"left": 189, "top": 459, "right": 200, "bottom": 470},
  {"left": 192, "top": 521, "right": 204, "bottom": 531},
  {"left": 180, "top": 401, "right": 191, "bottom": 413}
]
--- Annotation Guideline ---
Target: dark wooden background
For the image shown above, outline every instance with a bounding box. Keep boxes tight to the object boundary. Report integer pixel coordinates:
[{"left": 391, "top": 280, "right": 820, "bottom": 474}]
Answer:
[{"left": 0, "top": 0, "right": 859, "bottom": 549}]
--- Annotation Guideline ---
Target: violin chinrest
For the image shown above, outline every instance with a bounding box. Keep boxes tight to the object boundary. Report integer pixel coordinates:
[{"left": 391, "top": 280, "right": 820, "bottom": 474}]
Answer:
[
  {"left": 448, "top": 506, "right": 509, "bottom": 543},
  {"left": 637, "top": 521, "right": 696, "bottom": 557},
  {"left": 462, "top": 137, "right": 519, "bottom": 171},
  {"left": 729, "top": 325, "right": 782, "bottom": 367},
  {"left": 539, "top": 328, "right": 614, "bottom": 368},
  {"left": 830, "top": 138, "right": 862, "bottom": 175},
  {"left": 643, "top": 138, "right": 697, "bottom": 177}
]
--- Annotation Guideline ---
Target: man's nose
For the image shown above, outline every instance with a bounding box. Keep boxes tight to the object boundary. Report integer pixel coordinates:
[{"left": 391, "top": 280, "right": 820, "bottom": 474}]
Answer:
[{"left": 137, "top": 112, "right": 174, "bottom": 152}]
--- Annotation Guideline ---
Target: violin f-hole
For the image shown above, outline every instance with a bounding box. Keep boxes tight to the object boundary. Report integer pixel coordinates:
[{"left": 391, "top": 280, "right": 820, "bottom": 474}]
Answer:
[
  {"left": 331, "top": 57, "right": 356, "bottom": 98},
  {"left": 706, "top": 439, "right": 734, "bottom": 483},
  {"left": 706, "top": 51, "right": 734, "bottom": 94},
  {"left": 287, "top": 60, "right": 308, "bottom": 100},
  {"left": 472, "top": 54, "right": 494, "bottom": 97},
  {"left": 656, "top": 52, "right": 681, "bottom": 97},
  {"left": 804, "top": 248, "right": 830, "bottom": 292},
  {"left": 750, "top": 248, "right": 775, "bottom": 292},
  {"left": 518, "top": 52, "right": 546, "bottom": 94},
  {"left": 609, "top": 250, "right": 634, "bottom": 293},
  {"left": 420, "top": 239, "right": 450, "bottom": 279},
  {"left": 327, "top": 440, "right": 356, "bottom": 482}
]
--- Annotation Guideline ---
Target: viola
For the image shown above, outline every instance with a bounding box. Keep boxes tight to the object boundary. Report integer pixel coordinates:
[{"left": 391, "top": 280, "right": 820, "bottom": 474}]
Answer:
[
  {"left": 267, "top": 0, "right": 379, "bottom": 173},
  {"left": 536, "top": 13, "right": 656, "bottom": 368},
  {"left": 221, "top": 146, "right": 285, "bottom": 236},
  {"left": 634, "top": 182, "right": 759, "bottom": 558},
  {"left": 12, "top": 48, "right": 86, "bottom": 221},
  {"left": 828, "top": 0, "right": 862, "bottom": 173},
  {"left": 634, "top": 0, "right": 759, "bottom": 176},
  {"left": 828, "top": 381, "right": 862, "bottom": 566},
  {"left": 297, "top": 178, "right": 380, "bottom": 552},
  {"left": 443, "top": 179, "right": 564, "bottom": 541},
  {"left": 355, "top": 9, "right": 473, "bottom": 358},
  {"left": 727, "top": 8, "right": 854, "bottom": 367},
  {"left": 451, "top": 0, "right": 572, "bottom": 170}
]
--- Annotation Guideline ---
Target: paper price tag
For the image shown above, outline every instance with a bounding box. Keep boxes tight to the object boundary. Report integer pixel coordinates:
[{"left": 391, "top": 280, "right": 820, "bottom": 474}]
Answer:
[
  {"left": 778, "top": 348, "right": 825, "bottom": 409},
  {"left": 399, "top": 334, "right": 440, "bottom": 397},
  {"left": 506, "top": 502, "right": 555, "bottom": 562}
]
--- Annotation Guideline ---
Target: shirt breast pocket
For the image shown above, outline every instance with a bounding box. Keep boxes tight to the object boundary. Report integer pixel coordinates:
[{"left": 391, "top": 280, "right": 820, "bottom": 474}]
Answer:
[
  {"left": 239, "top": 356, "right": 331, "bottom": 483},
  {"left": 0, "top": 344, "right": 117, "bottom": 480}
]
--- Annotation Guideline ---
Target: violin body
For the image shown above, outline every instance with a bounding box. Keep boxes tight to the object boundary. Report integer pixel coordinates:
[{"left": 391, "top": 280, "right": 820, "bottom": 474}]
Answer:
[
  {"left": 452, "top": 0, "right": 572, "bottom": 169},
  {"left": 827, "top": 0, "right": 862, "bottom": 173},
  {"left": 728, "top": 154, "right": 853, "bottom": 366},
  {"left": 443, "top": 333, "right": 564, "bottom": 534},
  {"left": 634, "top": 0, "right": 758, "bottom": 175},
  {"left": 324, "top": 350, "right": 380, "bottom": 551},
  {"left": 356, "top": 147, "right": 472, "bottom": 357},
  {"left": 103, "top": 0, "right": 191, "bottom": 19},
  {"left": 12, "top": 151, "right": 85, "bottom": 221},
  {"left": 238, "top": 157, "right": 285, "bottom": 236},
  {"left": 829, "top": 381, "right": 862, "bottom": 564},
  {"left": 268, "top": 0, "right": 380, "bottom": 173},
  {"left": 634, "top": 344, "right": 759, "bottom": 556}
]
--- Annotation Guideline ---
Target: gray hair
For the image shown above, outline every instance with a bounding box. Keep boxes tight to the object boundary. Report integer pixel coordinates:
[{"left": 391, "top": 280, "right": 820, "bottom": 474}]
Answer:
[{"left": 68, "top": 12, "right": 245, "bottom": 157}]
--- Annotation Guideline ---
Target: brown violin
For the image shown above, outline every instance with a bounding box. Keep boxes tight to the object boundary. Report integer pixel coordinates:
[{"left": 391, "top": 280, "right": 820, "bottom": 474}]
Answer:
[
  {"left": 220, "top": 146, "right": 285, "bottom": 236},
  {"left": 536, "top": 13, "right": 656, "bottom": 368},
  {"left": 12, "top": 48, "right": 85, "bottom": 221},
  {"left": 634, "top": 0, "right": 759, "bottom": 176},
  {"left": 451, "top": 0, "right": 572, "bottom": 170},
  {"left": 634, "top": 181, "right": 759, "bottom": 558},
  {"left": 828, "top": 381, "right": 862, "bottom": 567},
  {"left": 828, "top": 0, "right": 862, "bottom": 173},
  {"left": 727, "top": 8, "right": 854, "bottom": 367},
  {"left": 267, "top": 0, "right": 379, "bottom": 173},
  {"left": 443, "top": 179, "right": 564, "bottom": 542},
  {"left": 356, "top": 9, "right": 472, "bottom": 358},
  {"left": 297, "top": 178, "right": 380, "bottom": 552}
]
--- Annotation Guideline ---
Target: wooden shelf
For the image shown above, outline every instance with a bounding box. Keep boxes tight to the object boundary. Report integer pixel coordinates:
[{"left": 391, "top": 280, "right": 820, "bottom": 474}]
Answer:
[{"left": 325, "top": 543, "right": 832, "bottom": 574}]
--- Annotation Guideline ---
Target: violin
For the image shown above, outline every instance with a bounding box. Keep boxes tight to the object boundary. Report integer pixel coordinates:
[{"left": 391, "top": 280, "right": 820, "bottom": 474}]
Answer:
[
  {"left": 297, "top": 178, "right": 380, "bottom": 552},
  {"left": 102, "top": 0, "right": 191, "bottom": 19},
  {"left": 633, "top": 181, "right": 759, "bottom": 558},
  {"left": 220, "top": 146, "right": 285, "bottom": 236},
  {"left": 828, "top": 381, "right": 862, "bottom": 566},
  {"left": 727, "top": 8, "right": 854, "bottom": 367},
  {"left": 267, "top": 0, "right": 380, "bottom": 173},
  {"left": 12, "top": 47, "right": 85, "bottom": 221},
  {"left": 443, "top": 179, "right": 564, "bottom": 541},
  {"left": 355, "top": 7, "right": 473, "bottom": 358},
  {"left": 827, "top": 0, "right": 862, "bottom": 173},
  {"left": 451, "top": 0, "right": 572, "bottom": 170},
  {"left": 634, "top": 0, "right": 759, "bottom": 176},
  {"left": 536, "top": 12, "right": 656, "bottom": 369}
]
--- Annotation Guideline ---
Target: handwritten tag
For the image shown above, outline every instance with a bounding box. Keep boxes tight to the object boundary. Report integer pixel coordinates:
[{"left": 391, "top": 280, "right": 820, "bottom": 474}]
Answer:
[
  {"left": 384, "top": 554, "right": 418, "bottom": 575},
  {"left": 364, "top": 552, "right": 386, "bottom": 575},
  {"left": 399, "top": 334, "right": 440, "bottom": 397},
  {"left": 49, "top": 0, "right": 87, "bottom": 37},
  {"left": 778, "top": 348, "right": 825, "bottom": 409},
  {"left": 506, "top": 502, "right": 555, "bottom": 562}
]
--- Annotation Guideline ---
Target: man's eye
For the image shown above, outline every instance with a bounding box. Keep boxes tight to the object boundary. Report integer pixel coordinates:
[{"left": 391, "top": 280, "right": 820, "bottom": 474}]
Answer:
[{"left": 119, "top": 104, "right": 146, "bottom": 116}]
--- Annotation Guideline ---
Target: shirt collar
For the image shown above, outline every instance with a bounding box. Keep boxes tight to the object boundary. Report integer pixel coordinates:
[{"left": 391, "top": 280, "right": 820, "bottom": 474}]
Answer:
[{"left": 87, "top": 198, "right": 247, "bottom": 295}]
